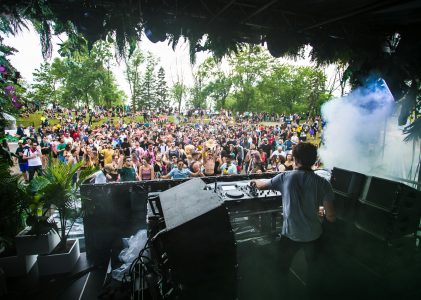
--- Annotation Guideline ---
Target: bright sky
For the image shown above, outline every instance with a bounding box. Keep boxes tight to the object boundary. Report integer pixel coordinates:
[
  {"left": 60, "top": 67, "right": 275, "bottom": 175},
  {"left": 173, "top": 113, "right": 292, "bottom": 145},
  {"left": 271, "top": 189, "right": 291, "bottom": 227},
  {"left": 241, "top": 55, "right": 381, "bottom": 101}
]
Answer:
[{"left": 3, "top": 23, "right": 343, "bottom": 102}]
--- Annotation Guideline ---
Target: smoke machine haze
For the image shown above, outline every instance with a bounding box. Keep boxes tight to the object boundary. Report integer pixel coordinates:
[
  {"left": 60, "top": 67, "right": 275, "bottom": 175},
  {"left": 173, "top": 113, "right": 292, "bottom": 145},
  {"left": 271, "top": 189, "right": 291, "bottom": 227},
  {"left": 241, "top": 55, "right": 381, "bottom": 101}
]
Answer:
[{"left": 319, "top": 77, "right": 420, "bottom": 184}]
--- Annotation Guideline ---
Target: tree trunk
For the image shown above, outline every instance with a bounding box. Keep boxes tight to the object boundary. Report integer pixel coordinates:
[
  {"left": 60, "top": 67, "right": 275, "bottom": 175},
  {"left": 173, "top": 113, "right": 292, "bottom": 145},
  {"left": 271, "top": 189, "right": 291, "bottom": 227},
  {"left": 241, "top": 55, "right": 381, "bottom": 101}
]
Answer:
[{"left": 132, "top": 96, "right": 136, "bottom": 112}]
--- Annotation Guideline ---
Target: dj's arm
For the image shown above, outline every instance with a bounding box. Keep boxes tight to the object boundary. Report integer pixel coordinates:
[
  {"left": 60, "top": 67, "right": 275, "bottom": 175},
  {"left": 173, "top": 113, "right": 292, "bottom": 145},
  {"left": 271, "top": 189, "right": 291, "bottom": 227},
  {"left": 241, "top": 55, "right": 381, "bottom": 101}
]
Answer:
[
  {"left": 250, "top": 179, "right": 270, "bottom": 190},
  {"left": 251, "top": 172, "right": 284, "bottom": 191}
]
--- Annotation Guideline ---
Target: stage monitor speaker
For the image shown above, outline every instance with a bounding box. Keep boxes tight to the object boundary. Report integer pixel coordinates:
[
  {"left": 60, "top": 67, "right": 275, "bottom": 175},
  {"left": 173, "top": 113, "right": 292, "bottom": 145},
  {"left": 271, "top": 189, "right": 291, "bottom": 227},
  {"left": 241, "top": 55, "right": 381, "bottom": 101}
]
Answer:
[
  {"left": 360, "top": 176, "right": 420, "bottom": 210},
  {"left": 333, "top": 193, "right": 359, "bottom": 223},
  {"left": 331, "top": 168, "right": 367, "bottom": 223},
  {"left": 152, "top": 178, "right": 237, "bottom": 299},
  {"left": 331, "top": 167, "right": 366, "bottom": 197},
  {"left": 355, "top": 176, "right": 421, "bottom": 241}
]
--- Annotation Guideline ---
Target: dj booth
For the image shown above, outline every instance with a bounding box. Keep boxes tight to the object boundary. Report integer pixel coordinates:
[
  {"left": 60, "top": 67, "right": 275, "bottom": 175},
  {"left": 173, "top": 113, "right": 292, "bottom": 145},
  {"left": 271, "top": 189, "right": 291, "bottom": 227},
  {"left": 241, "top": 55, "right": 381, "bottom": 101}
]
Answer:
[
  {"left": 146, "top": 178, "right": 282, "bottom": 299},
  {"left": 80, "top": 169, "right": 421, "bottom": 300}
]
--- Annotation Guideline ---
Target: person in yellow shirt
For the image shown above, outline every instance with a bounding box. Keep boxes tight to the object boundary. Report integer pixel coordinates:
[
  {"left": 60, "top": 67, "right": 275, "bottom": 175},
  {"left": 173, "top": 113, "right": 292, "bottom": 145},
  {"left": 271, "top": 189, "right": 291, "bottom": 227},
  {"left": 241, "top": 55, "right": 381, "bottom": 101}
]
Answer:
[{"left": 101, "top": 144, "right": 115, "bottom": 165}]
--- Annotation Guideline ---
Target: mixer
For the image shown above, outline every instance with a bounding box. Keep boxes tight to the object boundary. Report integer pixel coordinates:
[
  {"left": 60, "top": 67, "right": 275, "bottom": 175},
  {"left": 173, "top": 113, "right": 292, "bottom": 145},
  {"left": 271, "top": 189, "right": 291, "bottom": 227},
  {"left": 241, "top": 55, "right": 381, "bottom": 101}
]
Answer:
[{"left": 205, "top": 180, "right": 282, "bottom": 204}]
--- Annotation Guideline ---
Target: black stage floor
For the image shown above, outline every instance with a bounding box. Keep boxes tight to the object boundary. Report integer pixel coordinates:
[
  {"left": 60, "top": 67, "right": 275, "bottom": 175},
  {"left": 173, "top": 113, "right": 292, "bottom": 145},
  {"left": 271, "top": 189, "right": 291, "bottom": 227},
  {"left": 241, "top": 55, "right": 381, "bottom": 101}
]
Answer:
[{"left": 3, "top": 223, "right": 421, "bottom": 300}]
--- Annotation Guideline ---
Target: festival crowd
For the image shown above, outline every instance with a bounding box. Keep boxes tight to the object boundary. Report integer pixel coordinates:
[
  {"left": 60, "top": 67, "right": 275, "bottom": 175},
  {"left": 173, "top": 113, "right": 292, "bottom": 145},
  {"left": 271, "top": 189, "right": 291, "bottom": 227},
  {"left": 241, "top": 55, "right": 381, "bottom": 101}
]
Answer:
[{"left": 5, "top": 106, "right": 322, "bottom": 184}]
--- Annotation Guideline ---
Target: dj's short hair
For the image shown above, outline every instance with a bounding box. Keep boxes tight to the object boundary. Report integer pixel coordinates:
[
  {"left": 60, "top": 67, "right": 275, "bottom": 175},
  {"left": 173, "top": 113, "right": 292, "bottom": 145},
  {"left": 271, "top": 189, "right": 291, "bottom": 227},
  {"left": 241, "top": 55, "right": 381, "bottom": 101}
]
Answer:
[{"left": 292, "top": 143, "right": 317, "bottom": 167}]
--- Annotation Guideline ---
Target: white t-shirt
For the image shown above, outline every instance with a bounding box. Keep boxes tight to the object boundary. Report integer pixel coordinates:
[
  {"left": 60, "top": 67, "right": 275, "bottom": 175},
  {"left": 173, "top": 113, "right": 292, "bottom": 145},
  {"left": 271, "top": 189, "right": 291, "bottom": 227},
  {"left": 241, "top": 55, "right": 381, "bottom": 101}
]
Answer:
[
  {"left": 291, "top": 135, "right": 300, "bottom": 144},
  {"left": 64, "top": 137, "right": 74, "bottom": 144},
  {"left": 270, "top": 150, "right": 286, "bottom": 158},
  {"left": 25, "top": 148, "right": 42, "bottom": 167},
  {"left": 94, "top": 139, "right": 101, "bottom": 149},
  {"left": 159, "top": 144, "right": 168, "bottom": 154},
  {"left": 93, "top": 170, "right": 107, "bottom": 184}
]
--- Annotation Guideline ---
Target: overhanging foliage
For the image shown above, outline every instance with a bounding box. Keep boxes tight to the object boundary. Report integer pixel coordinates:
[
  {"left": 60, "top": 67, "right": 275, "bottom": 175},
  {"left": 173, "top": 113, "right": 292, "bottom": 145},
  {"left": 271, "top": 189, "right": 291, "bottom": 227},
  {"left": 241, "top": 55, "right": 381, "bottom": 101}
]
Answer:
[{"left": 0, "top": 0, "right": 420, "bottom": 138}]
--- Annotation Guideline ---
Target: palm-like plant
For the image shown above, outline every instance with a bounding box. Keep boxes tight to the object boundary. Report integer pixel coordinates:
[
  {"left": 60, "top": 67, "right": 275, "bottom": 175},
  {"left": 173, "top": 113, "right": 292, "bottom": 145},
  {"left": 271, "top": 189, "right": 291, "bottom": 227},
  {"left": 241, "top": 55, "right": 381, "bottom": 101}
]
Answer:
[
  {"left": 1, "top": 160, "right": 57, "bottom": 251},
  {"left": 0, "top": 162, "right": 27, "bottom": 254},
  {"left": 31, "top": 160, "right": 96, "bottom": 251}
]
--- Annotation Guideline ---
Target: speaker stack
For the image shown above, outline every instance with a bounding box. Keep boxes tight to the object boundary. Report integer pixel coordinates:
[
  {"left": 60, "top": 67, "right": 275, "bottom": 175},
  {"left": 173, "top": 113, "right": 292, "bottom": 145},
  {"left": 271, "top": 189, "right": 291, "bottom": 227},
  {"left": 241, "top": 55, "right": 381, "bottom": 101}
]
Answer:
[
  {"left": 331, "top": 167, "right": 421, "bottom": 242},
  {"left": 331, "top": 167, "right": 367, "bottom": 223},
  {"left": 150, "top": 178, "right": 237, "bottom": 300},
  {"left": 355, "top": 176, "right": 421, "bottom": 242},
  {"left": 330, "top": 167, "right": 421, "bottom": 279}
]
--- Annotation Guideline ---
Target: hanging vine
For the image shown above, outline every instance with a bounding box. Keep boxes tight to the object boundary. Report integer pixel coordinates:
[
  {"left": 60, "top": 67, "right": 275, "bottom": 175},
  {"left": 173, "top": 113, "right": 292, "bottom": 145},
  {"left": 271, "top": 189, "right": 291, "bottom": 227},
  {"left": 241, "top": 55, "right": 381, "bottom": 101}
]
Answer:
[{"left": 0, "top": 0, "right": 419, "bottom": 140}]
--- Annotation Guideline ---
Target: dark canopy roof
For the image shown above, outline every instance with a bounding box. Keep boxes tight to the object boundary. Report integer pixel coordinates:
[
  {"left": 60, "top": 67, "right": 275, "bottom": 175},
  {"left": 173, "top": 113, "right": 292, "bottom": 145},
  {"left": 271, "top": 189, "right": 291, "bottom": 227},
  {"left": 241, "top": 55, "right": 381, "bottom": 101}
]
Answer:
[
  {"left": 1, "top": 0, "right": 420, "bottom": 138},
  {"left": 3, "top": 1, "right": 420, "bottom": 59}
]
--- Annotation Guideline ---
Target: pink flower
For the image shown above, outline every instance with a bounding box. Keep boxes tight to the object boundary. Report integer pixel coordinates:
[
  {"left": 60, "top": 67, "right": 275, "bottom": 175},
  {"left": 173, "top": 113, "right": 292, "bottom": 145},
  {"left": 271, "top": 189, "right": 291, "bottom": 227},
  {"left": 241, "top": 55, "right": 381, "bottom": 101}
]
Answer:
[
  {"left": 11, "top": 95, "right": 22, "bottom": 109},
  {"left": 0, "top": 65, "right": 6, "bottom": 73},
  {"left": 4, "top": 85, "right": 15, "bottom": 95},
  {"left": 12, "top": 101, "right": 23, "bottom": 109},
  {"left": 5, "top": 85, "right": 15, "bottom": 91}
]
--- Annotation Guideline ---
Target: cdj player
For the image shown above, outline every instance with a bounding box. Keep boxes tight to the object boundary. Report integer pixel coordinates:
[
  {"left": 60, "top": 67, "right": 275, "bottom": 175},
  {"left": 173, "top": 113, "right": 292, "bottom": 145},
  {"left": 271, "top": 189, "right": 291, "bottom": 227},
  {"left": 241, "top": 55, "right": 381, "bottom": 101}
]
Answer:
[
  {"left": 205, "top": 180, "right": 282, "bottom": 204},
  {"left": 205, "top": 180, "right": 283, "bottom": 241}
]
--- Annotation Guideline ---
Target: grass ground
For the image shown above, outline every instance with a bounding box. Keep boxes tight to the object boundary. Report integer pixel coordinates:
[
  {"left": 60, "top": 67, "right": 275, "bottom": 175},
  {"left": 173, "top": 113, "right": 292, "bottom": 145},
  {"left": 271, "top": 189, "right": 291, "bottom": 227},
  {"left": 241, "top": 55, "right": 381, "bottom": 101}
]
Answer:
[{"left": 17, "top": 113, "right": 175, "bottom": 128}]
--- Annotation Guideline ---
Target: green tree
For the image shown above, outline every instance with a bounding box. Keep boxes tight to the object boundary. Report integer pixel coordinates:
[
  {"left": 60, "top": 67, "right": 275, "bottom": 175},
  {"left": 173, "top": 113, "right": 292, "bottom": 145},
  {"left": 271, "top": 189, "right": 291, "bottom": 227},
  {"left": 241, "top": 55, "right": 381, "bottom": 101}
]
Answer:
[
  {"left": 257, "top": 64, "right": 328, "bottom": 114},
  {"left": 257, "top": 64, "right": 295, "bottom": 113},
  {"left": 156, "top": 66, "right": 169, "bottom": 111},
  {"left": 205, "top": 75, "right": 232, "bottom": 111},
  {"left": 139, "top": 52, "right": 158, "bottom": 110},
  {"left": 302, "top": 67, "right": 327, "bottom": 117},
  {"left": 29, "top": 62, "right": 60, "bottom": 106},
  {"left": 171, "top": 82, "right": 187, "bottom": 114},
  {"left": 192, "top": 57, "right": 232, "bottom": 111},
  {"left": 44, "top": 40, "right": 125, "bottom": 108},
  {"left": 229, "top": 45, "right": 273, "bottom": 112},
  {"left": 189, "top": 62, "right": 208, "bottom": 109},
  {"left": 124, "top": 48, "right": 144, "bottom": 112}
]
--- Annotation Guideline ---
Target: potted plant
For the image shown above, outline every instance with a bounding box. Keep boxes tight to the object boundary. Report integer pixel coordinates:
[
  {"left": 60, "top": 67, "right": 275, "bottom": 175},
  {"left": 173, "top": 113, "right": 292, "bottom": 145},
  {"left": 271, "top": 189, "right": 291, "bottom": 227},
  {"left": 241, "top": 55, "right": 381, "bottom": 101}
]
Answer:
[
  {"left": 14, "top": 192, "right": 60, "bottom": 256},
  {"left": 0, "top": 163, "right": 37, "bottom": 277},
  {"left": 31, "top": 159, "right": 96, "bottom": 275}
]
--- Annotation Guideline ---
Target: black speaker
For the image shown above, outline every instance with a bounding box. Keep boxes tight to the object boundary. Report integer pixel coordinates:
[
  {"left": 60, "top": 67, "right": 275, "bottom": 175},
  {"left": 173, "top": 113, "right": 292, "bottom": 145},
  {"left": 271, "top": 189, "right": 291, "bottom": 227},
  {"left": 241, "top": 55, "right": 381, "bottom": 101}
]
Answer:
[
  {"left": 152, "top": 178, "right": 237, "bottom": 299},
  {"left": 331, "top": 168, "right": 367, "bottom": 223},
  {"left": 333, "top": 193, "right": 359, "bottom": 223},
  {"left": 331, "top": 167, "right": 366, "bottom": 197},
  {"left": 355, "top": 176, "right": 421, "bottom": 241}
]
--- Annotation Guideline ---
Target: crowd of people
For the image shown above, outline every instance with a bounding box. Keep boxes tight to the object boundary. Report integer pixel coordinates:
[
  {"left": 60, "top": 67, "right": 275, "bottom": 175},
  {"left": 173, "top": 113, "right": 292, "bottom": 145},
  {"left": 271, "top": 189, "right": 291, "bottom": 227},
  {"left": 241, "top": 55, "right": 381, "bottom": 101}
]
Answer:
[{"left": 5, "top": 106, "right": 323, "bottom": 184}]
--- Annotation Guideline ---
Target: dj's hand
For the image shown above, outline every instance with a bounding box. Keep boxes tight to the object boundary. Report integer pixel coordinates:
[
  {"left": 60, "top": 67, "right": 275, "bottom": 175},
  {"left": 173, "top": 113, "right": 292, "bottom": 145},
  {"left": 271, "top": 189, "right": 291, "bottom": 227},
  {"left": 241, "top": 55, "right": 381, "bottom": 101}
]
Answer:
[{"left": 251, "top": 180, "right": 269, "bottom": 190}]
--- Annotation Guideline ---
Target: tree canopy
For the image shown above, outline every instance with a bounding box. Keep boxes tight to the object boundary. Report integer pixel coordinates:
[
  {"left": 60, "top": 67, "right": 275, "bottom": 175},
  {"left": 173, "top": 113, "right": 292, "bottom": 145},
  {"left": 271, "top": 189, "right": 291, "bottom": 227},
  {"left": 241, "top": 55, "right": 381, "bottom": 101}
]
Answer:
[
  {"left": 124, "top": 50, "right": 170, "bottom": 112},
  {"left": 29, "top": 40, "right": 125, "bottom": 108},
  {"left": 1, "top": 0, "right": 420, "bottom": 138},
  {"left": 189, "top": 46, "right": 329, "bottom": 115}
]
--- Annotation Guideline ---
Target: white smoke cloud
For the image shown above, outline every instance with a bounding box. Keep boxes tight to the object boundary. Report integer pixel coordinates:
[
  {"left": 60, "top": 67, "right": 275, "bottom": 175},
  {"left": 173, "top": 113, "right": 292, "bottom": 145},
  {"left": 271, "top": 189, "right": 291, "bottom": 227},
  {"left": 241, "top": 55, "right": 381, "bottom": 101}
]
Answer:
[{"left": 319, "top": 78, "right": 420, "bottom": 185}]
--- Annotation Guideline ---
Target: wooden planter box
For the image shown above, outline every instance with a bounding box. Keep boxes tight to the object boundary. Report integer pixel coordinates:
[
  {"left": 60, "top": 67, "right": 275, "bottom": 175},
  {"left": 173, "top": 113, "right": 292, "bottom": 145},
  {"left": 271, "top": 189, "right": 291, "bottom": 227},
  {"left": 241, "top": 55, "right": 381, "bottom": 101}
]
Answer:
[
  {"left": 15, "top": 228, "right": 60, "bottom": 256},
  {"left": 37, "top": 239, "right": 80, "bottom": 276},
  {"left": 0, "top": 254, "right": 37, "bottom": 277}
]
